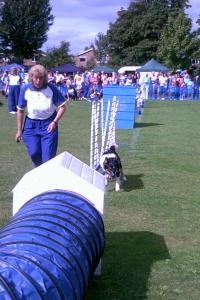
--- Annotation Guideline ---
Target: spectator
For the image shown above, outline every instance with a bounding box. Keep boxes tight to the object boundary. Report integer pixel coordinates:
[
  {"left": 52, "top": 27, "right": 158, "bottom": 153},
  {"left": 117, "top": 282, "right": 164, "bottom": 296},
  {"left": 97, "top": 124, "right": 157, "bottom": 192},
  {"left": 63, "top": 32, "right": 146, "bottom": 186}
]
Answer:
[
  {"left": 55, "top": 71, "right": 64, "bottom": 84},
  {"left": 48, "top": 72, "right": 55, "bottom": 83},
  {"left": 158, "top": 72, "right": 168, "bottom": 100},
  {"left": 125, "top": 73, "right": 134, "bottom": 86},
  {"left": 193, "top": 75, "right": 200, "bottom": 100},
  {"left": 74, "top": 71, "right": 83, "bottom": 99},
  {"left": 2, "top": 71, "right": 9, "bottom": 96},
  {"left": 140, "top": 73, "right": 150, "bottom": 99},
  {"left": 119, "top": 72, "right": 127, "bottom": 85},
  {"left": 6, "top": 67, "right": 22, "bottom": 114},
  {"left": 110, "top": 72, "right": 119, "bottom": 85},
  {"left": 67, "top": 84, "right": 76, "bottom": 100}
]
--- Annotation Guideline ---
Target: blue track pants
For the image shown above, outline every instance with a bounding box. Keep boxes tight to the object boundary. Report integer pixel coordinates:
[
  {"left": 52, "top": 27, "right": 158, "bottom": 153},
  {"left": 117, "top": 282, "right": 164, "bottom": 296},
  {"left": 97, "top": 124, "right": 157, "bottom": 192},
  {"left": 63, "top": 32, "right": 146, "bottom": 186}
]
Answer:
[
  {"left": 22, "top": 113, "right": 58, "bottom": 167},
  {"left": 8, "top": 85, "right": 20, "bottom": 112}
]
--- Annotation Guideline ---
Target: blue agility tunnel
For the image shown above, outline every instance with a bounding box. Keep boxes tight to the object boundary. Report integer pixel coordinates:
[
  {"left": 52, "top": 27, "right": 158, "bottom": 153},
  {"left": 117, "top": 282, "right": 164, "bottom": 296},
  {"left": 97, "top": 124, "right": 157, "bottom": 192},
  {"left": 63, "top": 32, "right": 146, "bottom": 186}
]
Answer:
[{"left": 0, "top": 190, "right": 105, "bottom": 300}]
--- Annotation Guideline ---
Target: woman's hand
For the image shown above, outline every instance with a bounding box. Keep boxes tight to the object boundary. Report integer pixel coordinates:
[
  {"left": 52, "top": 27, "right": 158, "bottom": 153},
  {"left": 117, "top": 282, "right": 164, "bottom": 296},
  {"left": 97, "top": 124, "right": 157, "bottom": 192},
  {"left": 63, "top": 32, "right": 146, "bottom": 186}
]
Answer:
[
  {"left": 47, "top": 105, "right": 65, "bottom": 133},
  {"left": 15, "top": 129, "right": 22, "bottom": 143},
  {"left": 47, "top": 121, "right": 57, "bottom": 133},
  {"left": 16, "top": 109, "right": 24, "bottom": 142}
]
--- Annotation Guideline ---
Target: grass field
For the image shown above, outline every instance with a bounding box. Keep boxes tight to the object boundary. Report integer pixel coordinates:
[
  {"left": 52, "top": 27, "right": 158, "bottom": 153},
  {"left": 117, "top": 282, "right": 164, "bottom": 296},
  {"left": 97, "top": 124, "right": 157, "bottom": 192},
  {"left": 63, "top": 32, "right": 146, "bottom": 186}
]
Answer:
[{"left": 1, "top": 97, "right": 200, "bottom": 299}]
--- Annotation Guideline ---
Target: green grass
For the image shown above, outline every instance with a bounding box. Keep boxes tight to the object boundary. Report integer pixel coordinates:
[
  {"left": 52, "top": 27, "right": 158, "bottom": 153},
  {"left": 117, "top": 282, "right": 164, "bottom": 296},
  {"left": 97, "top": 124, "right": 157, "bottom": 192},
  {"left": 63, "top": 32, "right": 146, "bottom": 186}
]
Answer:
[{"left": 1, "top": 97, "right": 200, "bottom": 299}]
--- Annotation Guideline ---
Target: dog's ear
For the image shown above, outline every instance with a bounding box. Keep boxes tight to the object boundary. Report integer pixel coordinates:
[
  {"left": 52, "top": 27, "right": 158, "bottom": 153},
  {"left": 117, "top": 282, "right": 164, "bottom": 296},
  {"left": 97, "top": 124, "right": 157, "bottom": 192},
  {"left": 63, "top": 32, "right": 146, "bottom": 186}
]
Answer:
[{"left": 110, "top": 145, "right": 116, "bottom": 151}]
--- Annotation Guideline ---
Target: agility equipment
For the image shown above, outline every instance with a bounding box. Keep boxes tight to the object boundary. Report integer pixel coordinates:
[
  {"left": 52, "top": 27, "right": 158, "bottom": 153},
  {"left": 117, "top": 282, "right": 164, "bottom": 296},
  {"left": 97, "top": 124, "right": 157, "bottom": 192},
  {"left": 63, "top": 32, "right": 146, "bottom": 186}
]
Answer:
[
  {"left": 0, "top": 152, "right": 105, "bottom": 300},
  {"left": 90, "top": 84, "right": 137, "bottom": 169},
  {"left": 90, "top": 96, "right": 119, "bottom": 169},
  {"left": 90, "top": 99, "right": 101, "bottom": 169},
  {"left": 103, "top": 96, "right": 119, "bottom": 153},
  {"left": 103, "top": 85, "right": 136, "bottom": 129}
]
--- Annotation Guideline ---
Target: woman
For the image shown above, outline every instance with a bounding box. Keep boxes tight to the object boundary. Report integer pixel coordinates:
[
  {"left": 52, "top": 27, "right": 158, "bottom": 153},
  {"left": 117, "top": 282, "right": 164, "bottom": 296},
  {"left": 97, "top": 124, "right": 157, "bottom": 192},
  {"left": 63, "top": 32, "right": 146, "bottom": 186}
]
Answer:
[
  {"left": 6, "top": 67, "right": 22, "bottom": 113},
  {"left": 15, "top": 64, "right": 66, "bottom": 167}
]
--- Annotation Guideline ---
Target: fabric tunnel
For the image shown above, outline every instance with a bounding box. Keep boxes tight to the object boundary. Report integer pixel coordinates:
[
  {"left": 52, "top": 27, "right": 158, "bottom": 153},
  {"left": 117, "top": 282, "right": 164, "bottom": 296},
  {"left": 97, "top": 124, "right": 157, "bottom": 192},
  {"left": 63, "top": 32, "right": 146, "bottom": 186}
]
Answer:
[{"left": 0, "top": 190, "right": 105, "bottom": 300}]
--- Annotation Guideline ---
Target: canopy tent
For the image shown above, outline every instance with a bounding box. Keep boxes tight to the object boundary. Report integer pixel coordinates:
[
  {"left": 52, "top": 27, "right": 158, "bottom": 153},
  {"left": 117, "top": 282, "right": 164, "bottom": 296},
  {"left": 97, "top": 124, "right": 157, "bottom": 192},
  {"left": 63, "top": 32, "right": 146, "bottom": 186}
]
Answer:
[
  {"left": 0, "top": 63, "right": 24, "bottom": 71},
  {"left": 93, "top": 65, "right": 115, "bottom": 73},
  {"left": 118, "top": 66, "right": 141, "bottom": 74},
  {"left": 136, "top": 58, "right": 170, "bottom": 72},
  {"left": 50, "top": 64, "right": 80, "bottom": 73}
]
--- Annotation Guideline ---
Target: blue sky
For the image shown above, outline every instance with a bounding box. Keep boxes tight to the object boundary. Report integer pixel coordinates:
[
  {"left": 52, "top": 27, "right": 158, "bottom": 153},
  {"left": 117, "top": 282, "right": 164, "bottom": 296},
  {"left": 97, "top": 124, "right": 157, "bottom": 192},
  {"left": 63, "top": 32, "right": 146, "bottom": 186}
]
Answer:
[{"left": 42, "top": 0, "right": 200, "bottom": 55}]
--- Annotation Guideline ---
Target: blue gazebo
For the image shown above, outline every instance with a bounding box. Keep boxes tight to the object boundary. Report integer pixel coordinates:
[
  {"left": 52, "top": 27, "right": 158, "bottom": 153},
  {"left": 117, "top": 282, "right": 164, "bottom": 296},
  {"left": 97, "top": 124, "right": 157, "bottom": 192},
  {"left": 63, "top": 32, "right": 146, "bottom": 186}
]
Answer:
[
  {"left": 93, "top": 65, "right": 115, "bottom": 73},
  {"left": 50, "top": 64, "right": 80, "bottom": 73},
  {"left": 0, "top": 63, "right": 24, "bottom": 71},
  {"left": 137, "top": 58, "right": 170, "bottom": 72}
]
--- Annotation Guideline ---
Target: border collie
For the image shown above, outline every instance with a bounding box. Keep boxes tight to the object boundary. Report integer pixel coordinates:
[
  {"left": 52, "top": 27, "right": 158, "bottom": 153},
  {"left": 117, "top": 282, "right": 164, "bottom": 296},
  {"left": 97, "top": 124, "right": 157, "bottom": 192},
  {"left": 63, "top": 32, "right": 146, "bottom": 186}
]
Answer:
[{"left": 98, "top": 145, "right": 126, "bottom": 191}]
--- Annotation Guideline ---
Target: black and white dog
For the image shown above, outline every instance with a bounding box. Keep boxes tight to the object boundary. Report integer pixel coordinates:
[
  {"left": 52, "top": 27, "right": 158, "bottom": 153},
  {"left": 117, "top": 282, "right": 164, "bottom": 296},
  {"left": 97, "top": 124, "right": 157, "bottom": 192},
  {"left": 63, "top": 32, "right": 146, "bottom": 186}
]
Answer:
[{"left": 98, "top": 145, "right": 126, "bottom": 191}]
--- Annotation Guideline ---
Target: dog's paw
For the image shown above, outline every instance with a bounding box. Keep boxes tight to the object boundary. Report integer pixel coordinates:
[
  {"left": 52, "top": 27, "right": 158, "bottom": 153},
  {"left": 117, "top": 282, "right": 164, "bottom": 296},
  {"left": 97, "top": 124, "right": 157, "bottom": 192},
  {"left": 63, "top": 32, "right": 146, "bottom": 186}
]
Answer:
[{"left": 115, "top": 181, "right": 121, "bottom": 191}]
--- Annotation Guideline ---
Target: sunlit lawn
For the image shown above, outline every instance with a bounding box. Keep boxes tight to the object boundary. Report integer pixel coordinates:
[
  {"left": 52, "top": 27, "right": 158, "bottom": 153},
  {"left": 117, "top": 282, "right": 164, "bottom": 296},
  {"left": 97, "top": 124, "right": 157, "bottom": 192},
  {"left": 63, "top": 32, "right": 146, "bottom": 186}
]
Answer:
[{"left": 1, "top": 96, "right": 200, "bottom": 299}]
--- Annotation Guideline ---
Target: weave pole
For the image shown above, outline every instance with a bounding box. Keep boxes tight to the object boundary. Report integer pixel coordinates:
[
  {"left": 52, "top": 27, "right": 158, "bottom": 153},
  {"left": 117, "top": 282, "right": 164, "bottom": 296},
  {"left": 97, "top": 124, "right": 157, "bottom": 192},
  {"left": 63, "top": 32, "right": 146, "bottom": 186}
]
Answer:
[
  {"left": 104, "top": 96, "right": 119, "bottom": 152},
  {"left": 90, "top": 100, "right": 101, "bottom": 168},
  {"left": 101, "top": 99, "right": 111, "bottom": 157},
  {"left": 90, "top": 96, "right": 119, "bottom": 169}
]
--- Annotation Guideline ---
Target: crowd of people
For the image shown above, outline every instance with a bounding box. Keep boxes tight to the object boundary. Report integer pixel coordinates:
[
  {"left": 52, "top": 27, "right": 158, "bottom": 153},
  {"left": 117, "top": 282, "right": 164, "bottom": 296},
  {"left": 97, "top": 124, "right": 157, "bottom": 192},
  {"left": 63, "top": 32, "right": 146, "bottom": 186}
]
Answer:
[
  {"left": 139, "top": 70, "right": 200, "bottom": 100},
  {"left": 48, "top": 69, "right": 200, "bottom": 101},
  {"left": 1, "top": 66, "right": 200, "bottom": 109},
  {"left": 48, "top": 70, "right": 139, "bottom": 101}
]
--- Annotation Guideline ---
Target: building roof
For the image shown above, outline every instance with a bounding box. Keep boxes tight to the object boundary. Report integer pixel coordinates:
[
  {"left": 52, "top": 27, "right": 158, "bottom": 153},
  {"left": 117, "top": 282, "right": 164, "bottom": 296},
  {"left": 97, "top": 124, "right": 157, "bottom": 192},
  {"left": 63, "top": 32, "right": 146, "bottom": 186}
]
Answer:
[{"left": 77, "top": 48, "right": 94, "bottom": 56}]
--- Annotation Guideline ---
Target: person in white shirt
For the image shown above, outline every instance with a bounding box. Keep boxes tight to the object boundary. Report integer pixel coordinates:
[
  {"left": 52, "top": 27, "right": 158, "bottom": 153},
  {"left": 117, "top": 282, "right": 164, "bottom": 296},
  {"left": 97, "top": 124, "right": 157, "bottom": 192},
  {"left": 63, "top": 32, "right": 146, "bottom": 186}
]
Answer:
[
  {"left": 158, "top": 72, "right": 168, "bottom": 99},
  {"left": 140, "top": 73, "right": 150, "bottom": 99},
  {"left": 55, "top": 71, "right": 64, "bottom": 84},
  {"left": 15, "top": 64, "right": 66, "bottom": 167},
  {"left": 6, "top": 68, "right": 22, "bottom": 114}
]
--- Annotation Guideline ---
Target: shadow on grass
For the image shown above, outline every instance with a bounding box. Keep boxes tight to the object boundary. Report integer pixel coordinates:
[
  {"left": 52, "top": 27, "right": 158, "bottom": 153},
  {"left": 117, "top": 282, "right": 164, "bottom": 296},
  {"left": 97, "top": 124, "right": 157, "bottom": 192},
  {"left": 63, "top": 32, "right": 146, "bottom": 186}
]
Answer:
[
  {"left": 135, "top": 122, "right": 164, "bottom": 128},
  {"left": 86, "top": 231, "right": 170, "bottom": 300},
  {"left": 122, "top": 174, "right": 144, "bottom": 191}
]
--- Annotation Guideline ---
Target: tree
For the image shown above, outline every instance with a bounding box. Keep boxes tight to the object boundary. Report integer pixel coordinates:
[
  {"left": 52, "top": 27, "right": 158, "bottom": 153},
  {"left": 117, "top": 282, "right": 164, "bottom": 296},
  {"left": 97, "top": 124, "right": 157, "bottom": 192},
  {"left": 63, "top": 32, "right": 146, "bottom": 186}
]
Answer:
[
  {"left": 94, "top": 32, "right": 109, "bottom": 65},
  {"left": 191, "top": 15, "right": 200, "bottom": 74},
  {"left": 39, "top": 41, "right": 73, "bottom": 69},
  {"left": 84, "top": 44, "right": 95, "bottom": 51},
  {"left": 105, "top": 0, "right": 190, "bottom": 67},
  {"left": 0, "top": 0, "right": 54, "bottom": 61},
  {"left": 157, "top": 11, "right": 200, "bottom": 70},
  {"left": 86, "top": 56, "right": 96, "bottom": 70}
]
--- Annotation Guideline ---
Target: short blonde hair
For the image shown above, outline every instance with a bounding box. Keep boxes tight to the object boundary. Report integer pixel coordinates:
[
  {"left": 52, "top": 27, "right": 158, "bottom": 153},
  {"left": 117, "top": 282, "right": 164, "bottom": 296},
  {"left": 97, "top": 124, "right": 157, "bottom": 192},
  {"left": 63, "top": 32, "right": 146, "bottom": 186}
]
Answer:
[{"left": 28, "top": 64, "right": 48, "bottom": 85}]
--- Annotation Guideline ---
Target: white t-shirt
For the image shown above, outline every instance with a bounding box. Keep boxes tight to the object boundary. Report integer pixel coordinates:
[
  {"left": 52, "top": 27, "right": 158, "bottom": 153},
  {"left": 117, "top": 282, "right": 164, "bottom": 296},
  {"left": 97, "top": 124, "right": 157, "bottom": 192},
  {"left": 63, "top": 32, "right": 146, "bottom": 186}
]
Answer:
[
  {"left": 17, "top": 83, "right": 66, "bottom": 120},
  {"left": 9, "top": 74, "right": 21, "bottom": 86}
]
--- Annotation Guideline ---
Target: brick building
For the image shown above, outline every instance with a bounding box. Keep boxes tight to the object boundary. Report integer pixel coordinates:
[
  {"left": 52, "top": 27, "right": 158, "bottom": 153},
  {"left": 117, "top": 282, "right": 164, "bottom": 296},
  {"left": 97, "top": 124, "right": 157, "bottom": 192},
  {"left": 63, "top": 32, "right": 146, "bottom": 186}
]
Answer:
[
  {"left": 74, "top": 48, "right": 97, "bottom": 69},
  {"left": 23, "top": 50, "right": 47, "bottom": 67}
]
